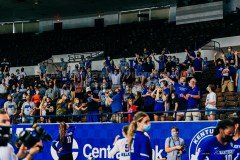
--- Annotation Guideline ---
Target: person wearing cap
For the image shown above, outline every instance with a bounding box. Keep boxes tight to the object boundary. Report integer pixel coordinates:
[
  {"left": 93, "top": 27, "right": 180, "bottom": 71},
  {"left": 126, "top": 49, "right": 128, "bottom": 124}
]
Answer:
[{"left": 85, "top": 87, "right": 101, "bottom": 122}]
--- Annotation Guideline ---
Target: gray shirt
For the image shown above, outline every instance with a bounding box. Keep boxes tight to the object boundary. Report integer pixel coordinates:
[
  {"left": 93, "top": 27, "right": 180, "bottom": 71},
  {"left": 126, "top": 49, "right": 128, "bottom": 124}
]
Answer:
[
  {"left": 21, "top": 102, "right": 35, "bottom": 116},
  {"left": 4, "top": 101, "right": 17, "bottom": 116},
  {"left": 165, "top": 137, "right": 184, "bottom": 160},
  {"left": 73, "top": 103, "right": 81, "bottom": 115}
]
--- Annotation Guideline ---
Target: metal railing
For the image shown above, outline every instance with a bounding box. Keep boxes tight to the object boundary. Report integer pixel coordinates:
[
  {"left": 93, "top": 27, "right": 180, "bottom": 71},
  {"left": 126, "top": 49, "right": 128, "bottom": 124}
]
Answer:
[{"left": 11, "top": 108, "right": 240, "bottom": 124}]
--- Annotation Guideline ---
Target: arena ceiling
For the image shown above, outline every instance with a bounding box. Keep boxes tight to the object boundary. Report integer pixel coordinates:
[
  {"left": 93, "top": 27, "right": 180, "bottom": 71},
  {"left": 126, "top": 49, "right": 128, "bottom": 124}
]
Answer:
[{"left": 0, "top": 0, "right": 176, "bottom": 22}]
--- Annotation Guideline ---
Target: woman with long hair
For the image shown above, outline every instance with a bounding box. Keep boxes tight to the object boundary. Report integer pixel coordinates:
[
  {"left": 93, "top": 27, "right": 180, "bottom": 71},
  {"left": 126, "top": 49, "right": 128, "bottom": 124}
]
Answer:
[
  {"left": 127, "top": 111, "right": 152, "bottom": 160},
  {"left": 52, "top": 122, "right": 75, "bottom": 160},
  {"left": 197, "top": 119, "right": 235, "bottom": 160}
]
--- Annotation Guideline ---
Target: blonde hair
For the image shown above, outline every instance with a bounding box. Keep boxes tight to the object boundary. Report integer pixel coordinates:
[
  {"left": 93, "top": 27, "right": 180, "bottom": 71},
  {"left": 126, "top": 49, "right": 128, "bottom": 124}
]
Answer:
[
  {"left": 74, "top": 98, "right": 79, "bottom": 104},
  {"left": 127, "top": 112, "right": 148, "bottom": 149},
  {"left": 59, "top": 122, "right": 67, "bottom": 145}
]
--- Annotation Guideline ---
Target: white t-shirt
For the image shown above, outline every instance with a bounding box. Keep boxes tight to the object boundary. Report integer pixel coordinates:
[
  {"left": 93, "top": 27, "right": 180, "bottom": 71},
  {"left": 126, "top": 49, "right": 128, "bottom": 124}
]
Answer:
[
  {"left": 108, "top": 138, "right": 130, "bottom": 160},
  {"left": 4, "top": 101, "right": 17, "bottom": 116},
  {"left": 21, "top": 102, "right": 35, "bottom": 115},
  {"left": 205, "top": 92, "right": 216, "bottom": 108},
  {"left": 0, "top": 143, "right": 18, "bottom": 160}
]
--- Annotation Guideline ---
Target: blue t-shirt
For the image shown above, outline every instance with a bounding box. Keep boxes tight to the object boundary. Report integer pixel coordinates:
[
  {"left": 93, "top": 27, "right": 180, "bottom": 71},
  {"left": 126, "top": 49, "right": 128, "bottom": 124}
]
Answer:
[
  {"left": 157, "top": 58, "right": 165, "bottom": 70},
  {"left": 193, "top": 58, "right": 203, "bottom": 71},
  {"left": 215, "top": 66, "right": 224, "bottom": 78},
  {"left": 173, "top": 83, "right": 189, "bottom": 110},
  {"left": 198, "top": 136, "right": 235, "bottom": 160},
  {"left": 154, "top": 98, "right": 164, "bottom": 112},
  {"left": 225, "top": 52, "right": 234, "bottom": 61},
  {"left": 230, "top": 138, "right": 240, "bottom": 159},
  {"left": 52, "top": 126, "right": 75, "bottom": 156},
  {"left": 187, "top": 86, "right": 200, "bottom": 109},
  {"left": 111, "top": 93, "right": 123, "bottom": 113},
  {"left": 130, "top": 131, "right": 152, "bottom": 160},
  {"left": 163, "top": 88, "right": 170, "bottom": 96},
  {"left": 129, "top": 59, "right": 134, "bottom": 69}
]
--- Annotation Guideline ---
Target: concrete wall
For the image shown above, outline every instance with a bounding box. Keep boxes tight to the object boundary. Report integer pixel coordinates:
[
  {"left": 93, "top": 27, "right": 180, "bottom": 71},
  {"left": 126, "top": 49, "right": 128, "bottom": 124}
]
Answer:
[
  {"left": 212, "top": 35, "right": 240, "bottom": 48},
  {"left": 176, "top": 1, "right": 223, "bottom": 25}
]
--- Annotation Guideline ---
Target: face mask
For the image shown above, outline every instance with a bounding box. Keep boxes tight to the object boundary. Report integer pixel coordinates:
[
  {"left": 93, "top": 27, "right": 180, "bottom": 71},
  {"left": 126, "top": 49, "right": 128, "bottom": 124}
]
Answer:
[
  {"left": 160, "top": 83, "right": 164, "bottom": 88},
  {"left": 206, "top": 87, "right": 209, "bottom": 92},
  {"left": 27, "top": 90, "right": 30, "bottom": 94},
  {"left": 36, "top": 91, "right": 39, "bottom": 94},
  {"left": 143, "top": 124, "right": 151, "bottom": 132},
  {"left": 7, "top": 99, "right": 12, "bottom": 101},
  {"left": 102, "top": 86, "right": 106, "bottom": 89},
  {"left": 171, "top": 96, "right": 175, "bottom": 99},
  {"left": 95, "top": 85, "right": 98, "bottom": 88},
  {"left": 222, "top": 135, "right": 233, "bottom": 142},
  {"left": 171, "top": 132, "right": 177, "bottom": 137},
  {"left": 180, "top": 81, "right": 186, "bottom": 85}
]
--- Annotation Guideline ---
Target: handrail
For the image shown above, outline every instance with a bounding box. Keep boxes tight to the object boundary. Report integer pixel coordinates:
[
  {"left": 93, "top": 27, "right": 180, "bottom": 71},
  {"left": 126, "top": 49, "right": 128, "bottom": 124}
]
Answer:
[
  {"left": 13, "top": 108, "right": 240, "bottom": 124},
  {"left": 209, "top": 40, "right": 224, "bottom": 53}
]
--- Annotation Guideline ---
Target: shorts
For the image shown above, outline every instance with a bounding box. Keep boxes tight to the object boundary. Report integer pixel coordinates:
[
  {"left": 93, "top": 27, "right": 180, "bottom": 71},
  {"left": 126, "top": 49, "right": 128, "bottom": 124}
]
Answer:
[
  {"left": 185, "top": 109, "right": 201, "bottom": 121},
  {"left": 136, "top": 72, "right": 142, "bottom": 76},
  {"left": 205, "top": 107, "right": 217, "bottom": 116},
  {"left": 154, "top": 106, "right": 165, "bottom": 116},
  {"left": 221, "top": 80, "right": 234, "bottom": 92},
  {"left": 143, "top": 72, "right": 150, "bottom": 78}
]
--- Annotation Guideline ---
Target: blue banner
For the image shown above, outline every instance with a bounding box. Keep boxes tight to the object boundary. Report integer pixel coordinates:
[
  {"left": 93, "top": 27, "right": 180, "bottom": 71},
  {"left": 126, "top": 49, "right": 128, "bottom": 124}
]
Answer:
[{"left": 12, "top": 121, "right": 218, "bottom": 160}]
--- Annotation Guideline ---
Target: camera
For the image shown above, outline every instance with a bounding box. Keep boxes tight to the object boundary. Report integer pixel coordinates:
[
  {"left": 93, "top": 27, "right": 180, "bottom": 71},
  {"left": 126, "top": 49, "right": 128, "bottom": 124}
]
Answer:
[
  {"left": 16, "top": 124, "right": 52, "bottom": 149},
  {"left": 178, "top": 144, "right": 187, "bottom": 154},
  {"left": 0, "top": 125, "right": 11, "bottom": 147}
]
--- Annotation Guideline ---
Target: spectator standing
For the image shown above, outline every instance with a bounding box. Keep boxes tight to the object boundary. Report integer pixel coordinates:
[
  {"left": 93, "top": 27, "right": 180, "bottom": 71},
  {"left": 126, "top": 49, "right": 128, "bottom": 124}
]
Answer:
[
  {"left": 4, "top": 94, "right": 17, "bottom": 123},
  {"left": 214, "top": 53, "right": 224, "bottom": 89},
  {"left": 183, "top": 78, "right": 201, "bottom": 121},
  {"left": 20, "top": 95, "right": 35, "bottom": 123},
  {"left": 205, "top": 84, "right": 217, "bottom": 120},
  {"left": 56, "top": 94, "right": 68, "bottom": 121},
  {"left": 59, "top": 58, "right": 68, "bottom": 78},
  {"left": 151, "top": 86, "right": 167, "bottom": 121},
  {"left": 85, "top": 87, "right": 101, "bottom": 122},
  {"left": 192, "top": 51, "right": 203, "bottom": 83},
  {"left": 106, "top": 87, "right": 124, "bottom": 122}
]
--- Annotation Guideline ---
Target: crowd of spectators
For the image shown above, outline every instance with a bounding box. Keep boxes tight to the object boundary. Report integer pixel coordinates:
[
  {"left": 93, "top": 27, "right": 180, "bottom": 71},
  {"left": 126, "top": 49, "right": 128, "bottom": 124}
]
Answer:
[{"left": 0, "top": 46, "right": 240, "bottom": 124}]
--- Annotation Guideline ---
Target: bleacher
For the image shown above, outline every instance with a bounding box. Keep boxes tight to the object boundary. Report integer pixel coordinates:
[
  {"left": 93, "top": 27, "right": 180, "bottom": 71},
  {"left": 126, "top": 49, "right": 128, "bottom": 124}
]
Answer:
[{"left": 0, "top": 12, "right": 240, "bottom": 67}]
